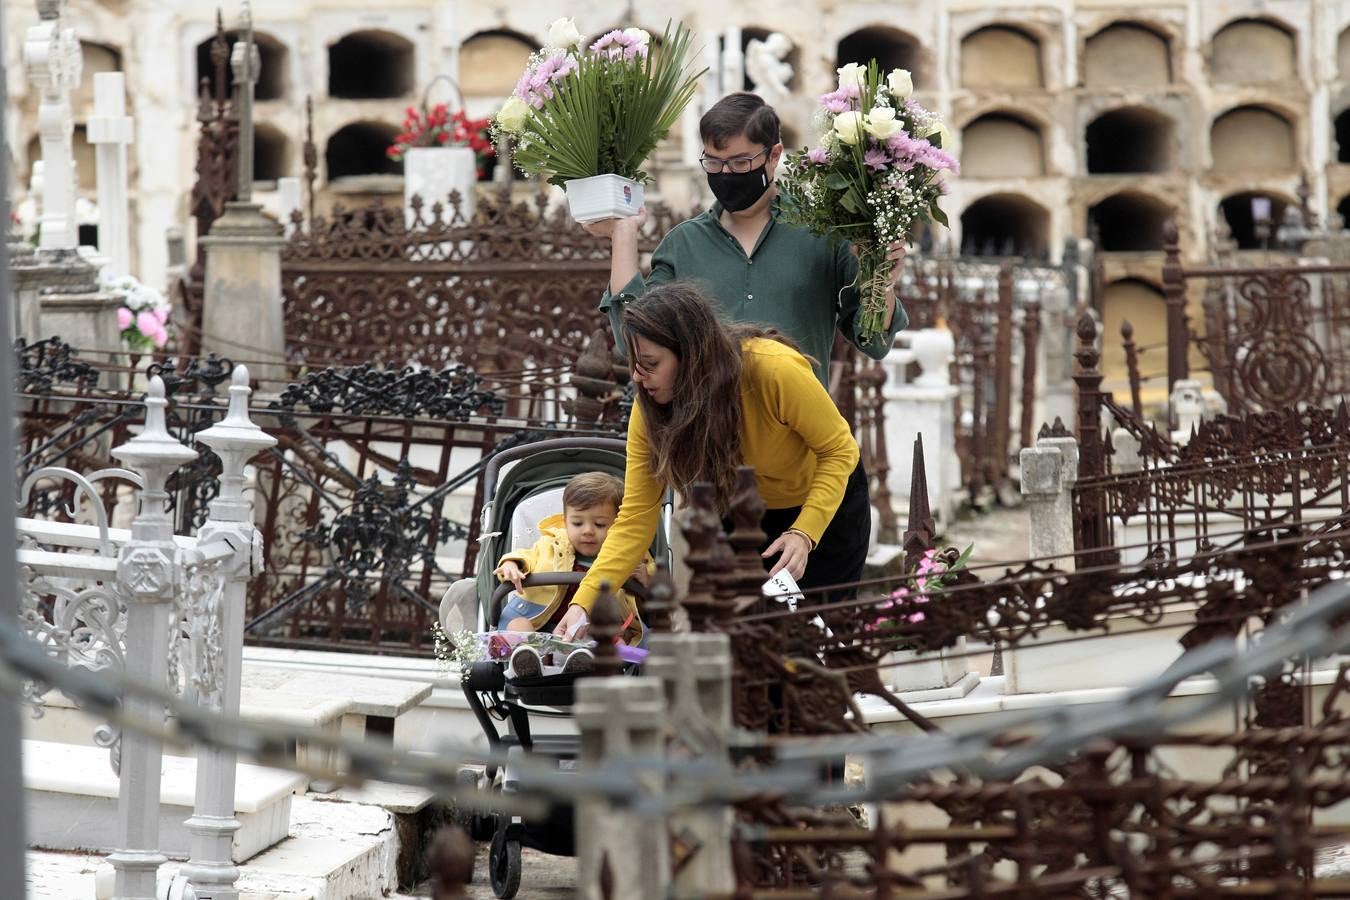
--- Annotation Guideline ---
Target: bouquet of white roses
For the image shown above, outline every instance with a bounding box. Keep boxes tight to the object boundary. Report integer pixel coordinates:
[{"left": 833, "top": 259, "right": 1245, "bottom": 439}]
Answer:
[
  {"left": 778, "top": 61, "right": 957, "bottom": 343},
  {"left": 492, "top": 18, "right": 704, "bottom": 192}
]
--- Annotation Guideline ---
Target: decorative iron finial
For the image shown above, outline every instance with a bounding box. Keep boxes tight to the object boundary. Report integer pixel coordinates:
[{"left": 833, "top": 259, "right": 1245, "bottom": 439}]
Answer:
[
  {"left": 589, "top": 586, "right": 624, "bottom": 677},
  {"left": 427, "top": 825, "right": 474, "bottom": 898},
  {"left": 644, "top": 560, "right": 676, "bottom": 633},
  {"left": 678, "top": 482, "right": 723, "bottom": 632},
  {"left": 902, "top": 434, "right": 936, "bottom": 573},
  {"left": 725, "top": 467, "right": 768, "bottom": 612}
]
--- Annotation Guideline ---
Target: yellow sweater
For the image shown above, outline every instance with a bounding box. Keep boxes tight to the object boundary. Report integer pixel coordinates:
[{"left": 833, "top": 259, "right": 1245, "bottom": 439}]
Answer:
[{"left": 572, "top": 337, "right": 859, "bottom": 613}]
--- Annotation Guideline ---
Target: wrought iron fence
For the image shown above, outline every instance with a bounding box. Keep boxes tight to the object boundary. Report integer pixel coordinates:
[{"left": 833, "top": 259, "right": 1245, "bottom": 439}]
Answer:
[{"left": 14, "top": 337, "right": 626, "bottom": 653}]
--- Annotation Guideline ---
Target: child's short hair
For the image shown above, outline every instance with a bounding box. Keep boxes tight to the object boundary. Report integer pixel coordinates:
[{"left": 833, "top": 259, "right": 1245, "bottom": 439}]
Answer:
[{"left": 563, "top": 472, "right": 624, "bottom": 513}]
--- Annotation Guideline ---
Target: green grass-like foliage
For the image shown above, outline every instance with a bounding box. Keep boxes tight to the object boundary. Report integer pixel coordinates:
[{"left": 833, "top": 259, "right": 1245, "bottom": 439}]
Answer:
[{"left": 510, "top": 22, "right": 706, "bottom": 187}]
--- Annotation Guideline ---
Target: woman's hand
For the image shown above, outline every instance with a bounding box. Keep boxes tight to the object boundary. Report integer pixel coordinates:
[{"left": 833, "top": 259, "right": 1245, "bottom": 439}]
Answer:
[
  {"left": 763, "top": 531, "right": 811, "bottom": 580},
  {"left": 493, "top": 561, "right": 525, "bottom": 593},
  {"left": 553, "top": 603, "right": 589, "bottom": 640},
  {"left": 581, "top": 207, "right": 648, "bottom": 240}
]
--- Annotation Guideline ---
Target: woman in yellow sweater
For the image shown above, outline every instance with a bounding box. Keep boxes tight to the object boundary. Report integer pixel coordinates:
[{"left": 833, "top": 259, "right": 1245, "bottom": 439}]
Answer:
[{"left": 553, "top": 281, "right": 868, "bottom": 639}]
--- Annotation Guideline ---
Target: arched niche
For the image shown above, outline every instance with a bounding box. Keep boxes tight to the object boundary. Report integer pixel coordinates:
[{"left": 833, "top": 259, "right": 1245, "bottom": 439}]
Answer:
[
  {"left": 1211, "top": 106, "right": 1296, "bottom": 172},
  {"left": 960, "top": 25, "right": 1041, "bottom": 89},
  {"left": 328, "top": 30, "right": 415, "bottom": 99},
  {"left": 1086, "top": 106, "right": 1174, "bottom": 173},
  {"left": 1211, "top": 18, "right": 1296, "bottom": 84},
  {"left": 326, "top": 121, "right": 403, "bottom": 180},
  {"left": 1084, "top": 22, "right": 1171, "bottom": 87},
  {"left": 961, "top": 113, "right": 1043, "bottom": 177},
  {"left": 960, "top": 193, "right": 1049, "bottom": 257},
  {"left": 1088, "top": 192, "right": 1172, "bottom": 251},
  {"left": 460, "top": 30, "right": 535, "bottom": 98}
]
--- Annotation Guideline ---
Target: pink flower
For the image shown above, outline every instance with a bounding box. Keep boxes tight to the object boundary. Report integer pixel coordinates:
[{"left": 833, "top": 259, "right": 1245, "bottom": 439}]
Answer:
[
  {"left": 117, "top": 307, "right": 133, "bottom": 330},
  {"left": 807, "top": 147, "right": 831, "bottom": 165},
  {"left": 153, "top": 304, "right": 170, "bottom": 325},
  {"left": 908, "top": 611, "right": 926, "bottom": 624},
  {"left": 819, "top": 90, "right": 851, "bottom": 115},
  {"left": 919, "top": 145, "right": 960, "bottom": 175},
  {"left": 152, "top": 326, "right": 168, "bottom": 349},
  {"left": 135, "top": 310, "right": 159, "bottom": 338},
  {"left": 863, "top": 148, "right": 891, "bottom": 172}
]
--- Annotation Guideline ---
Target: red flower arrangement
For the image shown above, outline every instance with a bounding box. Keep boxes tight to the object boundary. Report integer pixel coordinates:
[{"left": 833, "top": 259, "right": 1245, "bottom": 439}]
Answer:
[{"left": 387, "top": 103, "right": 497, "bottom": 180}]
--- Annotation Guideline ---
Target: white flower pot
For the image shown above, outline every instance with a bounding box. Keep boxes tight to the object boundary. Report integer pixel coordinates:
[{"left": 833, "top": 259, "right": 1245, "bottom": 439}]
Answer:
[
  {"left": 885, "top": 638, "right": 971, "bottom": 693},
  {"left": 403, "top": 146, "right": 477, "bottom": 224},
  {"left": 564, "top": 174, "right": 644, "bottom": 224}
]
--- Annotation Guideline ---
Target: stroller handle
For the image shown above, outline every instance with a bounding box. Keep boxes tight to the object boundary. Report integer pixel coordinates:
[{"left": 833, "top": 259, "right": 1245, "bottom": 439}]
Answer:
[{"left": 490, "top": 572, "right": 648, "bottom": 624}]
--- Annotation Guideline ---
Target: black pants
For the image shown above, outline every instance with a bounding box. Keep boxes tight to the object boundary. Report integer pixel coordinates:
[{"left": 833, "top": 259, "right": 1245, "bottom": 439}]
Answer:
[{"left": 756, "top": 461, "right": 871, "bottom": 604}]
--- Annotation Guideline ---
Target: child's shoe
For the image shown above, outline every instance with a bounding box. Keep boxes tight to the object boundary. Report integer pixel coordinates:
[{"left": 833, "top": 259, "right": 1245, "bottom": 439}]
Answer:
[
  {"left": 509, "top": 644, "right": 543, "bottom": 678},
  {"left": 561, "top": 647, "right": 594, "bottom": 675}
]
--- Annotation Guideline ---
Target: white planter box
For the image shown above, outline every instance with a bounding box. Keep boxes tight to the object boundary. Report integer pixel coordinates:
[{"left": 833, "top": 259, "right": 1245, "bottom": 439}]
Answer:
[
  {"left": 884, "top": 638, "right": 976, "bottom": 700},
  {"left": 564, "top": 173, "right": 644, "bottom": 224}
]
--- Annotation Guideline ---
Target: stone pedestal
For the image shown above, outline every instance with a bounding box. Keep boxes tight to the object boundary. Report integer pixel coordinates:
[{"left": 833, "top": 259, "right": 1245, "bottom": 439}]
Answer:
[
  {"left": 404, "top": 146, "right": 477, "bottom": 224},
  {"left": 1018, "top": 431, "right": 1078, "bottom": 564},
  {"left": 574, "top": 677, "right": 669, "bottom": 900},
  {"left": 200, "top": 202, "right": 285, "bottom": 377}
]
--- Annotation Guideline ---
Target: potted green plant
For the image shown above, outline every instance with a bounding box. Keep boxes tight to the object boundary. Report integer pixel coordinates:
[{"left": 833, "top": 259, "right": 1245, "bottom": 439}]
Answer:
[{"left": 493, "top": 18, "right": 705, "bottom": 223}]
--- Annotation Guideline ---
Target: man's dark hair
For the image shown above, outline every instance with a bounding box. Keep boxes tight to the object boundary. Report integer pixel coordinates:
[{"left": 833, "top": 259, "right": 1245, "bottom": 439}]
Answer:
[{"left": 699, "top": 92, "right": 781, "bottom": 150}]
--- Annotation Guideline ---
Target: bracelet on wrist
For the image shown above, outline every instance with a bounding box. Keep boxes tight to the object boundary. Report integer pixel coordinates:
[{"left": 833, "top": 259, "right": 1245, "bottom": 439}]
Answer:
[{"left": 786, "top": 528, "right": 816, "bottom": 551}]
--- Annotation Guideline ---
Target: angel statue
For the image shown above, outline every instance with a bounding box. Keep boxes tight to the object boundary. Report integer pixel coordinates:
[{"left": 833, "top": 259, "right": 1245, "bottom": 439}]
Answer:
[{"left": 745, "top": 32, "right": 794, "bottom": 105}]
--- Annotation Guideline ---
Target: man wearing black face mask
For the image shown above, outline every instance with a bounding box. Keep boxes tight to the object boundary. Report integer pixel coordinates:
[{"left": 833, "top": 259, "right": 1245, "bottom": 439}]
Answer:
[{"left": 584, "top": 91, "right": 909, "bottom": 387}]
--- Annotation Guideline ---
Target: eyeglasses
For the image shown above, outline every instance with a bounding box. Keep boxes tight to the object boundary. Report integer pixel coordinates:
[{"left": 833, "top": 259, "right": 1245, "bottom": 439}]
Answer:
[{"left": 699, "top": 147, "right": 771, "bottom": 174}]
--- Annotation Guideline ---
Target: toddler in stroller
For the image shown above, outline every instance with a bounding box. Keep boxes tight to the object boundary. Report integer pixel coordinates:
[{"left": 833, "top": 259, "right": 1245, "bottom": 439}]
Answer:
[{"left": 442, "top": 438, "right": 672, "bottom": 898}]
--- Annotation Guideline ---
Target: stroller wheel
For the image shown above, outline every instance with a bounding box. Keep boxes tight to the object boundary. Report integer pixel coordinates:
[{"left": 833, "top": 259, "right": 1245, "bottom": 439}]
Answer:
[{"left": 489, "top": 827, "right": 522, "bottom": 898}]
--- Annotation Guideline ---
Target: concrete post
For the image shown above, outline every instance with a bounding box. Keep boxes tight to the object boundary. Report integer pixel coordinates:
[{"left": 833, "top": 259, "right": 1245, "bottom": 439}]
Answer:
[
  {"left": 646, "top": 632, "right": 734, "bottom": 893},
  {"left": 574, "top": 677, "right": 669, "bottom": 900},
  {"left": 23, "top": 0, "right": 82, "bottom": 252},
  {"left": 1018, "top": 424, "right": 1078, "bottom": 566},
  {"left": 177, "top": 365, "right": 276, "bottom": 900},
  {"left": 883, "top": 329, "right": 960, "bottom": 526},
  {"left": 87, "top": 72, "right": 134, "bottom": 279},
  {"left": 108, "top": 376, "right": 197, "bottom": 900},
  {"left": 1169, "top": 379, "right": 1206, "bottom": 444}
]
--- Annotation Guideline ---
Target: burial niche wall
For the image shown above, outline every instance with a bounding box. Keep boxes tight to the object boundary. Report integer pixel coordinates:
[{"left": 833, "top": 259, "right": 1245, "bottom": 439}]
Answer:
[
  {"left": 960, "top": 25, "right": 1041, "bottom": 89},
  {"left": 328, "top": 30, "right": 414, "bottom": 99},
  {"left": 1086, "top": 107, "right": 1173, "bottom": 173},
  {"left": 1084, "top": 22, "right": 1171, "bottom": 88},
  {"left": 961, "top": 113, "right": 1044, "bottom": 177}
]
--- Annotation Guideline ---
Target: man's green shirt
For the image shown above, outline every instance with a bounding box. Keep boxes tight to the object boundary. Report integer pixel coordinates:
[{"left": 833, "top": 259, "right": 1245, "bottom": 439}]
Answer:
[{"left": 600, "top": 201, "right": 909, "bottom": 386}]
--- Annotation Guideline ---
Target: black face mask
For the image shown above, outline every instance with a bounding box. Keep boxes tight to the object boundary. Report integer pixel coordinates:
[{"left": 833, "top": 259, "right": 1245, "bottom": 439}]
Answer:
[{"left": 707, "top": 164, "right": 771, "bottom": 212}]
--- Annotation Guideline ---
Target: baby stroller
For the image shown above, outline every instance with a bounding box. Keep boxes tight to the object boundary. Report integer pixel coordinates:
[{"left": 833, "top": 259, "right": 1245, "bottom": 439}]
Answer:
[{"left": 447, "top": 437, "right": 673, "bottom": 898}]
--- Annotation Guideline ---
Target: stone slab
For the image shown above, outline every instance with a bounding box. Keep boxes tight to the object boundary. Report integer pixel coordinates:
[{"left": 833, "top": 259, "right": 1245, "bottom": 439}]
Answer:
[
  {"left": 242, "top": 666, "right": 433, "bottom": 720},
  {"left": 24, "top": 740, "right": 305, "bottom": 863}
]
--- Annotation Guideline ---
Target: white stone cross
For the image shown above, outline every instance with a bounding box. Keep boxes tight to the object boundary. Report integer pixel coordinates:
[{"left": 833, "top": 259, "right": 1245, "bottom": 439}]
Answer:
[
  {"left": 87, "top": 72, "right": 134, "bottom": 278},
  {"left": 23, "top": 0, "right": 82, "bottom": 251}
]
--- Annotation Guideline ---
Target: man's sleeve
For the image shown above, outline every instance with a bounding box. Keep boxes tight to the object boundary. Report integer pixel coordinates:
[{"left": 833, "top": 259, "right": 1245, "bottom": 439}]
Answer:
[
  {"left": 598, "top": 236, "right": 677, "bottom": 358},
  {"left": 835, "top": 240, "right": 908, "bottom": 361}
]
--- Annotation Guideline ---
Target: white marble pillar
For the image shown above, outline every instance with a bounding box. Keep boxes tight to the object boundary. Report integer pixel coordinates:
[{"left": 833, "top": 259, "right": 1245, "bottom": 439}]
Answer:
[
  {"left": 23, "top": 0, "right": 83, "bottom": 252},
  {"left": 720, "top": 27, "right": 743, "bottom": 97},
  {"left": 108, "top": 377, "right": 198, "bottom": 900},
  {"left": 883, "top": 329, "right": 960, "bottom": 525},
  {"left": 177, "top": 366, "right": 276, "bottom": 900},
  {"left": 87, "top": 72, "right": 134, "bottom": 278}
]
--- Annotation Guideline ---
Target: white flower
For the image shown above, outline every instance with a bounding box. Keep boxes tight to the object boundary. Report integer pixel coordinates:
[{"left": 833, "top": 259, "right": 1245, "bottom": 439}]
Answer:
[
  {"left": 496, "top": 96, "right": 531, "bottom": 133},
  {"left": 623, "top": 27, "right": 652, "bottom": 46},
  {"left": 546, "top": 17, "right": 583, "bottom": 50},
  {"left": 864, "top": 107, "right": 902, "bottom": 140},
  {"left": 833, "top": 110, "right": 865, "bottom": 145},
  {"left": 923, "top": 121, "right": 953, "bottom": 149},
  {"left": 887, "top": 68, "right": 914, "bottom": 100},
  {"left": 837, "top": 62, "right": 866, "bottom": 92}
]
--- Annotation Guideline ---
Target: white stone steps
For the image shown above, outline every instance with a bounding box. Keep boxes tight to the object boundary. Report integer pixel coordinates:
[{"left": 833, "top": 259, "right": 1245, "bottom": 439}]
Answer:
[
  {"left": 28, "top": 795, "right": 401, "bottom": 900},
  {"left": 24, "top": 739, "right": 306, "bottom": 863}
]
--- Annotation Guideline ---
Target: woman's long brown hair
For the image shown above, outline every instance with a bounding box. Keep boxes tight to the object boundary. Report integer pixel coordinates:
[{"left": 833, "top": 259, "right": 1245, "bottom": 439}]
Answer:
[{"left": 621, "top": 282, "right": 800, "bottom": 510}]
